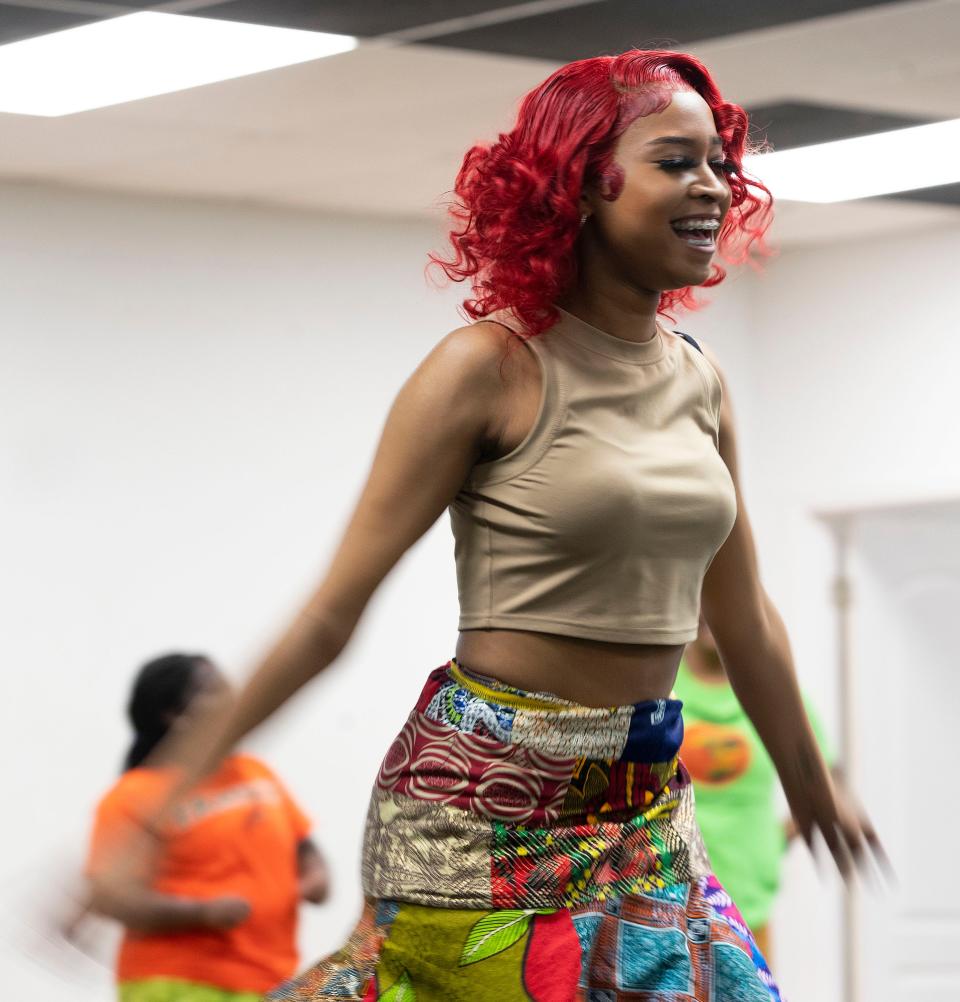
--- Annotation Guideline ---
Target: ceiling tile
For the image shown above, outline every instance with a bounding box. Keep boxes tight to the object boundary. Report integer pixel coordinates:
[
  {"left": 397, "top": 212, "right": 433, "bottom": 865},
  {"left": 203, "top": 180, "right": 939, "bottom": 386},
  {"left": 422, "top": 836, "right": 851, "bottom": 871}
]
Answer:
[
  {"left": 0, "top": 5, "right": 97, "bottom": 45},
  {"left": 420, "top": 0, "right": 918, "bottom": 62},
  {"left": 187, "top": 0, "right": 527, "bottom": 36},
  {"left": 885, "top": 182, "right": 960, "bottom": 208},
  {"left": 745, "top": 101, "right": 928, "bottom": 151}
]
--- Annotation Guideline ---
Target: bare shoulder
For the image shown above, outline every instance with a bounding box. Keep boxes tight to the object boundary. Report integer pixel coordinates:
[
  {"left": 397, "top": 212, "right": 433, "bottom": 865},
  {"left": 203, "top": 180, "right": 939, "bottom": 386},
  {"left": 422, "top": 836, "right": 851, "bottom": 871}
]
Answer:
[
  {"left": 413, "top": 320, "right": 537, "bottom": 417},
  {"left": 413, "top": 320, "right": 540, "bottom": 460},
  {"left": 424, "top": 320, "right": 528, "bottom": 387}
]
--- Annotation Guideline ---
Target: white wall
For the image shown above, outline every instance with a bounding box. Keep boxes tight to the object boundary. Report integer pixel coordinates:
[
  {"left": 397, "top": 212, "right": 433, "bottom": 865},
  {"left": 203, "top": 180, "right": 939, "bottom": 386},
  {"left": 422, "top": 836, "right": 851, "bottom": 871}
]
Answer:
[{"left": 3, "top": 180, "right": 956, "bottom": 1001}]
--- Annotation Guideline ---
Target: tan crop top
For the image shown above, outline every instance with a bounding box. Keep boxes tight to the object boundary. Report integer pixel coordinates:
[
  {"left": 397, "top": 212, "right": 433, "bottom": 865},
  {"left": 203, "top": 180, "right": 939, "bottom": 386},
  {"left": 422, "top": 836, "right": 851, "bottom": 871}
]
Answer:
[{"left": 449, "top": 308, "right": 737, "bottom": 645}]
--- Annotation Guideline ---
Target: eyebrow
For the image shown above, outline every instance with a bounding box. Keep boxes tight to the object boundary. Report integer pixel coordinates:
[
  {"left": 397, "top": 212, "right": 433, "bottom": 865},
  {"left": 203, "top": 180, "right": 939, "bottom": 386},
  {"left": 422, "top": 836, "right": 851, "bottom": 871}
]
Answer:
[{"left": 646, "top": 135, "right": 723, "bottom": 148}]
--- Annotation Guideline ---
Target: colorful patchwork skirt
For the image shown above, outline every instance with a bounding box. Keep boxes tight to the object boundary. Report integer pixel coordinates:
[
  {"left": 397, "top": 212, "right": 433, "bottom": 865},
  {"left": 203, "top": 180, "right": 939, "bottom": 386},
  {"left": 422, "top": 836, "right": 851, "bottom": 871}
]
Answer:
[{"left": 269, "top": 661, "right": 782, "bottom": 1001}]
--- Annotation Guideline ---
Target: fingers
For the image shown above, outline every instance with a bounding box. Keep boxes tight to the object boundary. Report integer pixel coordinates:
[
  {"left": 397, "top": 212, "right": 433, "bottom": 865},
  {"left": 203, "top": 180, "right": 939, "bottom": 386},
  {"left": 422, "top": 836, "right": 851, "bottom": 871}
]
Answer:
[
  {"left": 792, "top": 781, "right": 893, "bottom": 888},
  {"left": 820, "top": 819, "right": 855, "bottom": 880},
  {"left": 861, "top": 819, "right": 895, "bottom": 885},
  {"left": 818, "top": 811, "right": 892, "bottom": 888}
]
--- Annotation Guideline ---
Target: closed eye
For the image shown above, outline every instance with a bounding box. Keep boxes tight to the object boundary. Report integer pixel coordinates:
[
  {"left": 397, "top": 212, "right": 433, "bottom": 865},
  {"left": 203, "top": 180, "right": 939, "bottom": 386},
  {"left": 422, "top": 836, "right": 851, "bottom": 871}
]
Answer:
[{"left": 657, "top": 158, "right": 735, "bottom": 175}]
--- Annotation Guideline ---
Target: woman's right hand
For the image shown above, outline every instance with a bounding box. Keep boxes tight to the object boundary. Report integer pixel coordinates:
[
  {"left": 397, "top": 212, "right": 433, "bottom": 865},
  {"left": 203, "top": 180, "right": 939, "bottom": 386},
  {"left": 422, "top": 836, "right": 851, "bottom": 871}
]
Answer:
[{"left": 199, "top": 896, "right": 251, "bottom": 930}]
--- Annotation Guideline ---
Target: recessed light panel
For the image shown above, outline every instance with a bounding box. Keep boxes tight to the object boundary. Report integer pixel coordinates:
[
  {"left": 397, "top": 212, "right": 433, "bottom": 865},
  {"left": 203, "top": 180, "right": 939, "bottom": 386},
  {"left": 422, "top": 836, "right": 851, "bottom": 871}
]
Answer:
[
  {"left": 0, "top": 12, "right": 357, "bottom": 117},
  {"left": 744, "top": 118, "right": 960, "bottom": 202}
]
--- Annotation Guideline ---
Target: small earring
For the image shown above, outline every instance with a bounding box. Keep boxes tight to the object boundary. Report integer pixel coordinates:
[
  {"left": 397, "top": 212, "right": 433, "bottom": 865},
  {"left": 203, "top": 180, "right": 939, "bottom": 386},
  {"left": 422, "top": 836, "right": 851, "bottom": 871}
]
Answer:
[{"left": 579, "top": 212, "right": 589, "bottom": 228}]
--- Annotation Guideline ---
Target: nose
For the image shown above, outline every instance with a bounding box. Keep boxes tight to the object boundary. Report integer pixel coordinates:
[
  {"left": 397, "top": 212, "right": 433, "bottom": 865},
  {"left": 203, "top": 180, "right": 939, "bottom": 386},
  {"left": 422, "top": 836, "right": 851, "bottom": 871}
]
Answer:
[{"left": 689, "top": 164, "right": 729, "bottom": 203}]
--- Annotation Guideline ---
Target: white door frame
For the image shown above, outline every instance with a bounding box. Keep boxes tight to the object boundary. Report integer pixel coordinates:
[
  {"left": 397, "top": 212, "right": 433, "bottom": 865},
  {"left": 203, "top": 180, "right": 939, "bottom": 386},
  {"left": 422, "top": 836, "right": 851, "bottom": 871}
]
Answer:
[{"left": 816, "top": 495, "right": 960, "bottom": 1002}]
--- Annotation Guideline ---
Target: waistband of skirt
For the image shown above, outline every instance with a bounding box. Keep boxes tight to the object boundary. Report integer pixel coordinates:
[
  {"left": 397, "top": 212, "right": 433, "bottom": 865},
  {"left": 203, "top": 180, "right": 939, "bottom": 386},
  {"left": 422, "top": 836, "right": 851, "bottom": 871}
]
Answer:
[
  {"left": 447, "top": 659, "right": 668, "bottom": 712},
  {"left": 412, "top": 659, "right": 685, "bottom": 764}
]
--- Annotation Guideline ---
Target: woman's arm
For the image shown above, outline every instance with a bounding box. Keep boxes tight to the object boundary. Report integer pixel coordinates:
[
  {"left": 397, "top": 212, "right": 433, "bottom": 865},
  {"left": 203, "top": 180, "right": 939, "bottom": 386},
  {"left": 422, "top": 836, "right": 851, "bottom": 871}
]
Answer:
[
  {"left": 87, "top": 877, "right": 250, "bottom": 934},
  {"left": 699, "top": 351, "right": 880, "bottom": 876},
  {"left": 296, "top": 838, "right": 330, "bottom": 904}
]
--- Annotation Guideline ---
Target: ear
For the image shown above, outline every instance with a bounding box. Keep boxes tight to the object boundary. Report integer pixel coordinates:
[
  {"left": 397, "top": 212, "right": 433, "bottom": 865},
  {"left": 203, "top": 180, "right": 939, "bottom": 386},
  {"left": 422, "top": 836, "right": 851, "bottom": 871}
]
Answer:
[{"left": 580, "top": 170, "right": 618, "bottom": 217}]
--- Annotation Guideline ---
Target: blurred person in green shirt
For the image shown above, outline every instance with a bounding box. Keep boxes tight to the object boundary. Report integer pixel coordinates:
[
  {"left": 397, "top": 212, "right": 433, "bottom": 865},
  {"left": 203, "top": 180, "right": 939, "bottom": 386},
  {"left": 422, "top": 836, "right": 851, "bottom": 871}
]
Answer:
[{"left": 675, "top": 617, "right": 835, "bottom": 961}]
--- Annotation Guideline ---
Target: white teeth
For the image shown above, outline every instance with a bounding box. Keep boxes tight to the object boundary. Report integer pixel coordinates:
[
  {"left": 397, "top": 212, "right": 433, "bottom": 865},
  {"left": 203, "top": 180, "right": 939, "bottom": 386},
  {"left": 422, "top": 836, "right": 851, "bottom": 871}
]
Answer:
[{"left": 671, "top": 218, "right": 720, "bottom": 231}]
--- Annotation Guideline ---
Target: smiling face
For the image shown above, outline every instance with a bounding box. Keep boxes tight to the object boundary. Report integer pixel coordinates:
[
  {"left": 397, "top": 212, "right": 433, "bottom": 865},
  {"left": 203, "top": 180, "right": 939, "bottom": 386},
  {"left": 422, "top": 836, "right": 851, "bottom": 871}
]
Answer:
[{"left": 580, "top": 89, "right": 733, "bottom": 295}]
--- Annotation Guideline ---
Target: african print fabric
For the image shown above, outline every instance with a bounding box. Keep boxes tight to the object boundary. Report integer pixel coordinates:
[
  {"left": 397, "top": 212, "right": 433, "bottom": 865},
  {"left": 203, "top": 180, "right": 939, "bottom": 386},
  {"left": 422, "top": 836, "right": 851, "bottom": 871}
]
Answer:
[{"left": 268, "top": 661, "right": 783, "bottom": 1001}]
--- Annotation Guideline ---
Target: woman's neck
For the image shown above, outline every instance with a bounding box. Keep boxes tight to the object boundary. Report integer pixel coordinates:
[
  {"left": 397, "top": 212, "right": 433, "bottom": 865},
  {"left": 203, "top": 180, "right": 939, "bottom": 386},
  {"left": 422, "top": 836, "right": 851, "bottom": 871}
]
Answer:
[{"left": 558, "top": 269, "right": 660, "bottom": 345}]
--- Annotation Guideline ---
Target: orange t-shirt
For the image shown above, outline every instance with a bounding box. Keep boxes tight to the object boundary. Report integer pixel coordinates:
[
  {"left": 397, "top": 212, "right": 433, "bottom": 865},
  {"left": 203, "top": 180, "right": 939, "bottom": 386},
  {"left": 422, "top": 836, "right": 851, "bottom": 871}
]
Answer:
[{"left": 87, "top": 753, "right": 311, "bottom": 994}]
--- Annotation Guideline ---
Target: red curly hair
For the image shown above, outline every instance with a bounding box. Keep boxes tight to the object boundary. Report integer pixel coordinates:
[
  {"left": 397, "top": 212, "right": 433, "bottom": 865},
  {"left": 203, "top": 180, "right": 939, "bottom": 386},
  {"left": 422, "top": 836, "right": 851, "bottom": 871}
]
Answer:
[{"left": 430, "top": 49, "right": 772, "bottom": 336}]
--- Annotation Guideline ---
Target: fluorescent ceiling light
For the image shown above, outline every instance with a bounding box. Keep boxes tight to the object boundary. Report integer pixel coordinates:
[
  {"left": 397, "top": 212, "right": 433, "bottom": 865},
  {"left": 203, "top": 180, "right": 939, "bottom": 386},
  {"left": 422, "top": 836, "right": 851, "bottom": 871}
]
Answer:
[
  {"left": 0, "top": 12, "right": 356, "bottom": 117},
  {"left": 743, "top": 117, "right": 960, "bottom": 203}
]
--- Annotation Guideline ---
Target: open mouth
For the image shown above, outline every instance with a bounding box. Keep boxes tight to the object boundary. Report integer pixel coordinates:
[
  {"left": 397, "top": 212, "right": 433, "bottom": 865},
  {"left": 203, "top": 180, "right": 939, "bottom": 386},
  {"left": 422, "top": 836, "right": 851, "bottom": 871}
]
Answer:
[{"left": 670, "top": 217, "right": 720, "bottom": 251}]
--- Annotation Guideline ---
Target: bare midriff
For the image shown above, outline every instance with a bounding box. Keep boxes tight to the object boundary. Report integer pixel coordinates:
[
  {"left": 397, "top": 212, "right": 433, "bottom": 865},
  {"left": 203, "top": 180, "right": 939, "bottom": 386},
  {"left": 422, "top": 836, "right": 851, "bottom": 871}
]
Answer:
[{"left": 455, "top": 628, "right": 685, "bottom": 707}]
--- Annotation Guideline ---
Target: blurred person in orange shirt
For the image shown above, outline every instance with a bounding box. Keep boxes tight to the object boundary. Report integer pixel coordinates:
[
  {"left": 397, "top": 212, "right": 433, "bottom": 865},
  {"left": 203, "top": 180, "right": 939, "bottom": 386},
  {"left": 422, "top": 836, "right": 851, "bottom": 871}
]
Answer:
[{"left": 85, "top": 653, "right": 329, "bottom": 1002}]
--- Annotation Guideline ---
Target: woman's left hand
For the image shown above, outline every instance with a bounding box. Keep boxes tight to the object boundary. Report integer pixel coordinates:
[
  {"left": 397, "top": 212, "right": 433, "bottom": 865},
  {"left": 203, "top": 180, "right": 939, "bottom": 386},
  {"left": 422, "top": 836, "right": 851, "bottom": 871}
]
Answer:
[{"left": 780, "top": 766, "right": 888, "bottom": 881}]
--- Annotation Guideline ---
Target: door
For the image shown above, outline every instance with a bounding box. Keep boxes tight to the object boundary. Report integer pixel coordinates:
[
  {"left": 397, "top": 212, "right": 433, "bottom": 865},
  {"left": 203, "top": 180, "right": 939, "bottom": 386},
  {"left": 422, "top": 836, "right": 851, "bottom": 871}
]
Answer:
[{"left": 845, "top": 501, "right": 960, "bottom": 1000}]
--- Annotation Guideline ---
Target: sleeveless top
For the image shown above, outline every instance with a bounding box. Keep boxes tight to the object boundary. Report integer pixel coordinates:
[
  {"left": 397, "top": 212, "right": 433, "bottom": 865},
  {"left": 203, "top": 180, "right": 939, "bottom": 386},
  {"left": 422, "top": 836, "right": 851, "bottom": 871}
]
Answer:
[{"left": 449, "top": 307, "right": 737, "bottom": 645}]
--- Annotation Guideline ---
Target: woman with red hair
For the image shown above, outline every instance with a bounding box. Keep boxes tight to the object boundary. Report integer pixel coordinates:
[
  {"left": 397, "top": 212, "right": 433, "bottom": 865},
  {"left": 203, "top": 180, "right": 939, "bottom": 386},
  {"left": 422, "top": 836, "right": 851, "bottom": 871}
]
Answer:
[{"left": 112, "top": 50, "right": 879, "bottom": 999}]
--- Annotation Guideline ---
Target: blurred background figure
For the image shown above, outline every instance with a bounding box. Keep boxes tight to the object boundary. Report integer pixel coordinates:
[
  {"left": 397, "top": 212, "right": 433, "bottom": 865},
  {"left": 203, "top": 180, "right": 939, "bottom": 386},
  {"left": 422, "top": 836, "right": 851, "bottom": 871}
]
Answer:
[
  {"left": 84, "top": 653, "right": 329, "bottom": 1002},
  {"left": 675, "top": 618, "right": 834, "bottom": 962}
]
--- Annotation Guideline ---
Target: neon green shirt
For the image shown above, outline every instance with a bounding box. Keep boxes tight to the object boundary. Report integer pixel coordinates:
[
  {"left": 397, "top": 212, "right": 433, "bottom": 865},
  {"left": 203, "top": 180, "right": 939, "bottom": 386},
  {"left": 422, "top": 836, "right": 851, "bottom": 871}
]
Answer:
[{"left": 674, "top": 661, "right": 833, "bottom": 928}]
